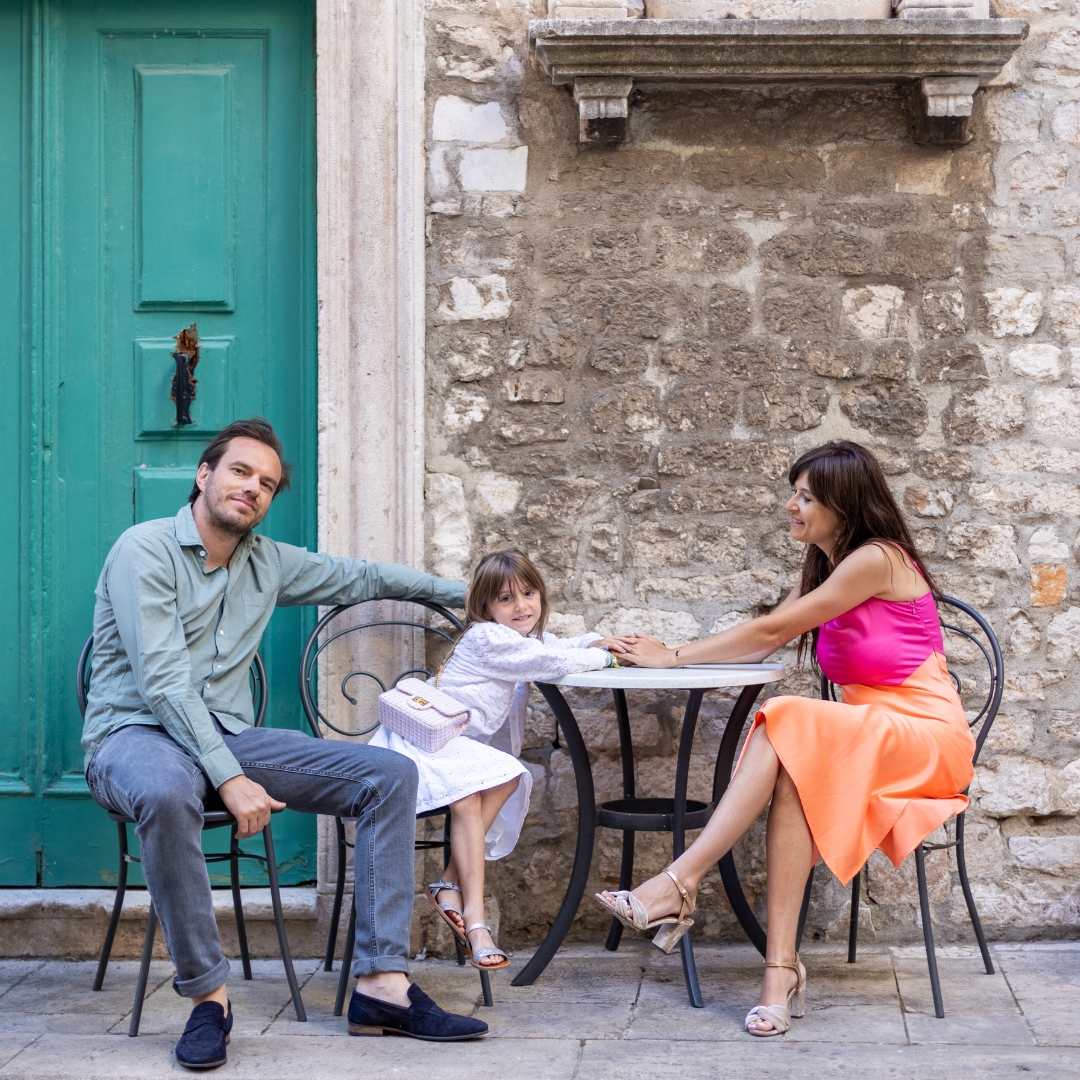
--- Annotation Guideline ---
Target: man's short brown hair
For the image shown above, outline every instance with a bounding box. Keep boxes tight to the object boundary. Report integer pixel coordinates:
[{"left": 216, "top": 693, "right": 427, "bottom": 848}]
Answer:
[{"left": 188, "top": 418, "right": 292, "bottom": 504}]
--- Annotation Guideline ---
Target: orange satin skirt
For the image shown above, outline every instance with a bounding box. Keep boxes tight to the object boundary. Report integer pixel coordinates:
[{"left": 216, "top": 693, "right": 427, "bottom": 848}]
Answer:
[{"left": 746, "top": 652, "right": 976, "bottom": 885}]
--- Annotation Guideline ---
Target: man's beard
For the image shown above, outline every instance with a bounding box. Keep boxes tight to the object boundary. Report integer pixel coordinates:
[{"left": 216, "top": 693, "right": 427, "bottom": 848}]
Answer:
[{"left": 202, "top": 483, "right": 261, "bottom": 537}]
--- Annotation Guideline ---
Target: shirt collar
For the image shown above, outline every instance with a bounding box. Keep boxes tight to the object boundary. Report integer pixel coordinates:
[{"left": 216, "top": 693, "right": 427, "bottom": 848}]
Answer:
[{"left": 174, "top": 503, "right": 202, "bottom": 547}]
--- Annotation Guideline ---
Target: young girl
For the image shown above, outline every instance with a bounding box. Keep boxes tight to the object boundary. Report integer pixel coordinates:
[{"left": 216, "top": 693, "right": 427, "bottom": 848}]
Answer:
[{"left": 369, "top": 549, "right": 632, "bottom": 968}]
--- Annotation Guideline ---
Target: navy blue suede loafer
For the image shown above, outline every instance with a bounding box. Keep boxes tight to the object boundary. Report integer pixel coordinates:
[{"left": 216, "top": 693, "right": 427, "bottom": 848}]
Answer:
[
  {"left": 348, "top": 983, "right": 488, "bottom": 1041},
  {"left": 175, "top": 1000, "right": 233, "bottom": 1070}
]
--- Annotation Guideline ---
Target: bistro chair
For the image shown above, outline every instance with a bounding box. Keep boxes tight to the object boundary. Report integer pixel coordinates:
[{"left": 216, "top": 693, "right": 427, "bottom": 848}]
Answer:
[
  {"left": 823, "top": 595, "right": 1003, "bottom": 1019},
  {"left": 78, "top": 634, "right": 306, "bottom": 1034},
  {"left": 298, "top": 598, "right": 494, "bottom": 1013}
]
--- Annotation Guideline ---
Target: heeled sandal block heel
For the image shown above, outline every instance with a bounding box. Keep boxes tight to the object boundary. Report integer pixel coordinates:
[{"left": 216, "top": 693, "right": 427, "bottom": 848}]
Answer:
[
  {"left": 743, "top": 954, "right": 807, "bottom": 1037},
  {"left": 651, "top": 869, "right": 697, "bottom": 954}
]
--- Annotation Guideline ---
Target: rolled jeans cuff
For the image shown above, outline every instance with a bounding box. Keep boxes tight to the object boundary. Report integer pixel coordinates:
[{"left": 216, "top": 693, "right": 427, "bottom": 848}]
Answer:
[
  {"left": 351, "top": 955, "right": 411, "bottom": 978},
  {"left": 173, "top": 956, "right": 233, "bottom": 999}
]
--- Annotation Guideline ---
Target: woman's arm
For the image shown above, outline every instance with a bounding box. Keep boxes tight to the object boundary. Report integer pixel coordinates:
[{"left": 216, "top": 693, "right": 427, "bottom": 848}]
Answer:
[{"left": 625, "top": 544, "right": 898, "bottom": 668}]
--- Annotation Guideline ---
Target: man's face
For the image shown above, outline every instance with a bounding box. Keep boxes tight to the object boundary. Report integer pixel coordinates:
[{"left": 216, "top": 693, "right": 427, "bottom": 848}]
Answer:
[{"left": 195, "top": 437, "right": 282, "bottom": 535}]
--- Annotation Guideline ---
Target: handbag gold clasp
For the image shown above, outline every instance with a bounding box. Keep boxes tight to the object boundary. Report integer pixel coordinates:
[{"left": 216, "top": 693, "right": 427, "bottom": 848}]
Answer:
[{"left": 410, "top": 695, "right": 429, "bottom": 707}]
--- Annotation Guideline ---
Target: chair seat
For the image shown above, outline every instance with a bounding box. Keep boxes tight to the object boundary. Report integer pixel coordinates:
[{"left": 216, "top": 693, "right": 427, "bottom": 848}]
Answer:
[{"left": 106, "top": 808, "right": 282, "bottom": 829}]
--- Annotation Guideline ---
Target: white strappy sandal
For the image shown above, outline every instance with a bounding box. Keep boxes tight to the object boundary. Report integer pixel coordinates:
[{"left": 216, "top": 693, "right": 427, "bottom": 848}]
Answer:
[
  {"left": 465, "top": 923, "right": 510, "bottom": 970},
  {"left": 594, "top": 868, "right": 697, "bottom": 954},
  {"left": 744, "top": 954, "right": 806, "bottom": 1037},
  {"left": 424, "top": 880, "right": 468, "bottom": 951}
]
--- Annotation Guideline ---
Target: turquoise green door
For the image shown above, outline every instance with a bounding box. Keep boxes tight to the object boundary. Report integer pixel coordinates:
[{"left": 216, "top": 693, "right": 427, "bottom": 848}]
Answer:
[{"left": 1, "top": 0, "right": 317, "bottom": 887}]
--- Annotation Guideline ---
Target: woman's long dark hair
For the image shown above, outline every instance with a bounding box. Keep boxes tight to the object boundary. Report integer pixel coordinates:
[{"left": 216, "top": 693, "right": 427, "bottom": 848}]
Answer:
[{"left": 791, "top": 441, "right": 937, "bottom": 666}]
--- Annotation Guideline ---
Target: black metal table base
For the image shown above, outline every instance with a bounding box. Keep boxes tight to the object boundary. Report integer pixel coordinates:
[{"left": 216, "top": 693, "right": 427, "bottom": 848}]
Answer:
[{"left": 512, "top": 681, "right": 768, "bottom": 1007}]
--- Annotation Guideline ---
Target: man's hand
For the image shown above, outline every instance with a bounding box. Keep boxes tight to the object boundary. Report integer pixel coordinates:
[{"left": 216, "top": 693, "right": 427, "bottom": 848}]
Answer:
[{"left": 218, "top": 775, "right": 286, "bottom": 838}]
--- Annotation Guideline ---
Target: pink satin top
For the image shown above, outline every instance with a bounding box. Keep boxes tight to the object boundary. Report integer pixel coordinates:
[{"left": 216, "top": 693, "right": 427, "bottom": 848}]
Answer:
[{"left": 816, "top": 590, "right": 943, "bottom": 687}]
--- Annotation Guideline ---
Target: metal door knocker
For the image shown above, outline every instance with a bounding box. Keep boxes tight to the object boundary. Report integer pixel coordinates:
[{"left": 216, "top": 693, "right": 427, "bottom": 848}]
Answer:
[{"left": 171, "top": 323, "right": 199, "bottom": 427}]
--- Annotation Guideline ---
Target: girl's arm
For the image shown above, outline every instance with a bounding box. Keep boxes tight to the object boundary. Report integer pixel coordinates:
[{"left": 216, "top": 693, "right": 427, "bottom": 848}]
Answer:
[
  {"left": 463, "top": 624, "right": 610, "bottom": 682},
  {"left": 625, "top": 544, "right": 897, "bottom": 668}
]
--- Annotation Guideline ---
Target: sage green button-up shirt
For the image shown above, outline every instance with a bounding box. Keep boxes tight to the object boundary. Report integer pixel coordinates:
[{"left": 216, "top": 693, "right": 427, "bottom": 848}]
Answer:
[{"left": 82, "top": 504, "right": 466, "bottom": 789}]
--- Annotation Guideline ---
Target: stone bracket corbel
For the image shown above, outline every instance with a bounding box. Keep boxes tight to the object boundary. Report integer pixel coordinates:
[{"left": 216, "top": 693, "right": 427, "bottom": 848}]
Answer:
[
  {"left": 917, "top": 75, "right": 980, "bottom": 145},
  {"left": 574, "top": 77, "right": 633, "bottom": 145}
]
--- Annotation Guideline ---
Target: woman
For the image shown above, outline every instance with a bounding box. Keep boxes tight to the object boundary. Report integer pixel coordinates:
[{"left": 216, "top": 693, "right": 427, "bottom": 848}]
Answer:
[{"left": 599, "top": 441, "right": 975, "bottom": 1036}]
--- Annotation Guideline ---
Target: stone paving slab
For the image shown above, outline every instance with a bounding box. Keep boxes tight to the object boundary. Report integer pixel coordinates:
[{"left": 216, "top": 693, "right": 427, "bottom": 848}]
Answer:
[{"left": 0, "top": 943, "right": 1075, "bottom": 1078}]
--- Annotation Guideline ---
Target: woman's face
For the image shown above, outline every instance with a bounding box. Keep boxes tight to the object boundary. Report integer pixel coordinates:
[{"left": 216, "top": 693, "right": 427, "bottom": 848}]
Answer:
[
  {"left": 487, "top": 577, "right": 542, "bottom": 637},
  {"left": 785, "top": 470, "right": 842, "bottom": 552}
]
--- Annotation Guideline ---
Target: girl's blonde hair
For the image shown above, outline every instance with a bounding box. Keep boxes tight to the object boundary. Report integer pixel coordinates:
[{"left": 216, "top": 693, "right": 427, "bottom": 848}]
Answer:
[{"left": 465, "top": 550, "right": 549, "bottom": 637}]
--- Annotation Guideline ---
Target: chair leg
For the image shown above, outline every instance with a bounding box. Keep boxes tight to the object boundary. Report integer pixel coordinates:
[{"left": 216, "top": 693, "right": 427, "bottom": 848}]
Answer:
[
  {"left": 128, "top": 901, "right": 158, "bottom": 1037},
  {"left": 334, "top": 902, "right": 356, "bottom": 1017},
  {"left": 848, "top": 868, "right": 860, "bottom": 964},
  {"left": 263, "top": 824, "right": 307, "bottom": 1022},
  {"left": 439, "top": 810, "right": 467, "bottom": 968},
  {"left": 324, "top": 818, "right": 347, "bottom": 972},
  {"left": 955, "top": 813, "right": 994, "bottom": 975},
  {"left": 94, "top": 821, "right": 130, "bottom": 991},
  {"left": 478, "top": 967, "right": 494, "bottom": 1007},
  {"left": 230, "top": 828, "right": 253, "bottom": 981},
  {"left": 915, "top": 845, "right": 945, "bottom": 1019}
]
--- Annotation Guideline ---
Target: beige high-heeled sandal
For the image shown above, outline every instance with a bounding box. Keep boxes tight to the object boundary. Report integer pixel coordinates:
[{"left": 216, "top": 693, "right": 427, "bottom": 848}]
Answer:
[
  {"left": 744, "top": 954, "right": 806, "bottom": 1037},
  {"left": 594, "top": 868, "right": 697, "bottom": 954}
]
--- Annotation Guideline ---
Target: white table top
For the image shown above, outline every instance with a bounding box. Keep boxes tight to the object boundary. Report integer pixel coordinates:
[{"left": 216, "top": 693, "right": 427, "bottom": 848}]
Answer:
[{"left": 551, "top": 663, "right": 787, "bottom": 690}]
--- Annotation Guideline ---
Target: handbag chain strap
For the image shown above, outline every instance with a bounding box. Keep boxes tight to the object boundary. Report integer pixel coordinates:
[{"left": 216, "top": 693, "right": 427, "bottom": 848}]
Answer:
[{"left": 432, "top": 625, "right": 470, "bottom": 689}]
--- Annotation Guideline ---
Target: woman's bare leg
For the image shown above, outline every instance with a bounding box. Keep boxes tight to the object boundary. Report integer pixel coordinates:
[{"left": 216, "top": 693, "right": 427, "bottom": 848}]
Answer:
[
  {"left": 447, "top": 777, "right": 521, "bottom": 965},
  {"left": 748, "top": 765, "right": 815, "bottom": 1034},
  {"left": 601, "top": 724, "right": 781, "bottom": 919}
]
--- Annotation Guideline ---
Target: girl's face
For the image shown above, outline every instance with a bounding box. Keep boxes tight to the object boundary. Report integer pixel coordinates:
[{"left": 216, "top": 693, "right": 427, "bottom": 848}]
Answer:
[
  {"left": 487, "top": 577, "right": 542, "bottom": 637},
  {"left": 785, "top": 470, "right": 842, "bottom": 554}
]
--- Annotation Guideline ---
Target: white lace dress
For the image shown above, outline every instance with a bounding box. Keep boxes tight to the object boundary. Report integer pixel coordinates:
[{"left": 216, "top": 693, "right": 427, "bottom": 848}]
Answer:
[{"left": 368, "top": 622, "right": 610, "bottom": 859}]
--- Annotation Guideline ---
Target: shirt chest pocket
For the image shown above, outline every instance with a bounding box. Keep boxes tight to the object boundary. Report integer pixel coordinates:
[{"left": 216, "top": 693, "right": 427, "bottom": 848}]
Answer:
[{"left": 237, "top": 592, "right": 274, "bottom": 638}]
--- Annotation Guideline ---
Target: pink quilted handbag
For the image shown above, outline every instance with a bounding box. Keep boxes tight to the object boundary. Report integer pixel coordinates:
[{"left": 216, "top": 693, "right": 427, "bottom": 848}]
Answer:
[{"left": 377, "top": 677, "right": 471, "bottom": 753}]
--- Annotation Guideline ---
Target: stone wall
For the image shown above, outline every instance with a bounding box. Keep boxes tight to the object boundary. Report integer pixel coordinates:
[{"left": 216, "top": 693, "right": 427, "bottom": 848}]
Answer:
[{"left": 418, "top": 0, "right": 1080, "bottom": 951}]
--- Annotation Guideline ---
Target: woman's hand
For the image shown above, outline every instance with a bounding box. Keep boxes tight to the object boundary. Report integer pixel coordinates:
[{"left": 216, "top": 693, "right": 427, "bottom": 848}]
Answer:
[{"left": 622, "top": 634, "right": 679, "bottom": 668}]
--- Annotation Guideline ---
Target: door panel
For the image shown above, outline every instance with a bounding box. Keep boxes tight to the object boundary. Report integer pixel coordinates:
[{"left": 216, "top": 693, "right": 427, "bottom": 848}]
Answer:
[{"left": 3, "top": 0, "right": 317, "bottom": 887}]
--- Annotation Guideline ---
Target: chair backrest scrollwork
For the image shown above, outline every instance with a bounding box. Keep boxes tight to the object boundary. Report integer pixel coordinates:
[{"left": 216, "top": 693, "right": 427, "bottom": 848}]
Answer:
[{"left": 298, "top": 599, "right": 464, "bottom": 740}]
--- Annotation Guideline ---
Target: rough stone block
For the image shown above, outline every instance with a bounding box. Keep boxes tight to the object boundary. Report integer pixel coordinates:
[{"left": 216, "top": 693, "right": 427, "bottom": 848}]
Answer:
[
  {"left": 666, "top": 481, "right": 778, "bottom": 513},
  {"left": 842, "top": 285, "right": 906, "bottom": 339},
  {"left": 472, "top": 473, "right": 521, "bottom": 517},
  {"left": 664, "top": 384, "right": 736, "bottom": 430},
  {"left": 437, "top": 275, "right": 511, "bottom": 322},
  {"left": 760, "top": 230, "right": 875, "bottom": 277},
  {"left": 1050, "top": 710, "right": 1080, "bottom": 743},
  {"left": 1007, "top": 150, "right": 1070, "bottom": 196},
  {"left": 1033, "top": 389, "right": 1080, "bottom": 438},
  {"left": 1051, "top": 100, "right": 1080, "bottom": 145},
  {"left": 656, "top": 225, "right": 750, "bottom": 273},
  {"left": 1047, "top": 606, "right": 1080, "bottom": 664},
  {"left": 904, "top": 486, "right": 954, "bottom": 518},
  {"left": 440, "top": 335, "right": 494, "bottom": 382},
  {"left": 525, "top": 478, "right": 601, "bottom": 523},
  {"left": 984, "top": 90, "right": 1043, "bottom": 143},
  {"left": 840, "top": 384, "right": 927, "bottom": 437},
  {"left": 970, "top": 482, "right": 1080, "bottom": 516},
  {"left": 919, "top": 288, "right": 966, "bottom": 338},
  {"left": 691, "top": 525, "right": 748, "bottom": 569},
  {"left": 494, "top": 408, "right": 570, "bottom": 445},
  {"left": 942, "top": 387, "right": 1025, "bottom": 444},
  {"left": 588, "top": 388, "right": 660, "bottom": 434},
  {"left": 761, "top": 284, "right": 833, "bottom": 335},
  {"left": 983, "top": 287, "right": 1043, "bottom": 338},
  {"left": 986, "top": 442, "right": 1080, "bottom": 475},
  {"left": 657, "top": 440, "right": 791, "bottom": 479},
  {"left": 883, "top": 232, "right": 956, "bottom": 280},
  {"left": 1032, "top": 563, "right": 1068, "bottom": 608},
  {"left": 744, "top": 379, "right": 828, "bottom": 431},
  {"left": 1048, "top": 288, "right": 1080, "bottom": 341},
  {"left": 593, "top": 607, "right": 700, "bottom": 642},
  {"left": 1009, "top": 836, "right": 1080, "bottom": 876},
  {"left": 706, "top": 284, "right": 754, "bottom": 336},
  {"left": 685, "top": 149, "right": 825, "bottom": 192},
  {"left": 505, "top": 373, "right": 565, "bottom": 403},
  {"left": 432, "top": 96, "right": 509, "bottom": 144},
  {"left": 459, "top": 146, "right": 528, "bottom": 193},
  {"left": 945, "top": 523, "right": 1019, "bottom": 569},
  {"left": 441, "top": 386, "right": 490, "bottom": 433},
  {"left": 915, "top": 448, "right": 972, "bottom": 481},
  {"left": 918, "top": 342, "right": 987, "bottom": 382},
  {"left": 1009, "top": 343, "right": 1061, "bottom": 381},
  {"left": 426, "top": 473, "right": 472, "bottom": 580},
  {"left": 588, "top": 339, "right": 649, "bottom": 376},
  {"left": 660, "top": 341, "right": 713, "bottom": 376},
  {"left": 972, "top": 234, "right": 1067, "bottom": 283}
]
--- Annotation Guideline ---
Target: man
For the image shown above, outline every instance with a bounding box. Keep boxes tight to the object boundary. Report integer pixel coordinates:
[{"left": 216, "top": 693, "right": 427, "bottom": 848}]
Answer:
[{"left": 82, "top": 418, "right": 487, "bottom": 1069}]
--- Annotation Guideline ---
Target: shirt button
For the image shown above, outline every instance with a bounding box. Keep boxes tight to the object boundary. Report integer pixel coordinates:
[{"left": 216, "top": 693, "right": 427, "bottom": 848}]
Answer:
[
  {"left": 199, "top": 549, "right": 206, "bottom": 557},
  {"left": 218, "top": 629, "right": 224, "bottom": 636}
]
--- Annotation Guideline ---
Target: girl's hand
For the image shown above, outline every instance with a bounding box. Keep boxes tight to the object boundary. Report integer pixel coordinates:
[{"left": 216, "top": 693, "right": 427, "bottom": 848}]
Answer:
[
  {"left": 622, "top": 635, "right": 679, "bottom": 668},
  {"left": 590, "top": 634, "right": 636, "bottom": 654}
]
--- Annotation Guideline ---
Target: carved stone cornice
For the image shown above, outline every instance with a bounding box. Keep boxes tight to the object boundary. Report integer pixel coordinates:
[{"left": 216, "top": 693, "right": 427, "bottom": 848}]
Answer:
[{"left": 528, "top": 18, "right": 1029, "bottom": 143}]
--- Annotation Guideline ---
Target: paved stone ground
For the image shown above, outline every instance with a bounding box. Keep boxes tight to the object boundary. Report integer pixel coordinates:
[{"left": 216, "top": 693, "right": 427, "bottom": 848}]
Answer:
[{"left": 0, "top": 941, "right": 1077, "bottom": 1078}]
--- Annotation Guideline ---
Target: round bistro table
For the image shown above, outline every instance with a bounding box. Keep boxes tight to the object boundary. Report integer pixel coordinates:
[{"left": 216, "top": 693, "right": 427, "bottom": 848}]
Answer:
[{"left": 510, "top": 663, "right": 787, "bottom": 1007}]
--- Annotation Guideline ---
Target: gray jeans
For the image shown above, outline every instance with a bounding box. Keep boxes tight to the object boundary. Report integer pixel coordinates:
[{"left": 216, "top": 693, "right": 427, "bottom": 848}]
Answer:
[{"left": 86, "top": 723, "right": 419, "bottom": 997}]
